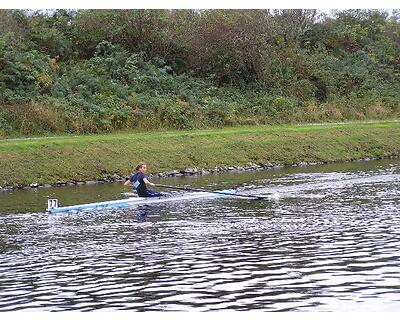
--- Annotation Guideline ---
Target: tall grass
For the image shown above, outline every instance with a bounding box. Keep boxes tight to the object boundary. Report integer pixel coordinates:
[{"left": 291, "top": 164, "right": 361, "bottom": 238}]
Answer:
[{"left": 1, "top": 97, "right": 398, "bottom": 138}]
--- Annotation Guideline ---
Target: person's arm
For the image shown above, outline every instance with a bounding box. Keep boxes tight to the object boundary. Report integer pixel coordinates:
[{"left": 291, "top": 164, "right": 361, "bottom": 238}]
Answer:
[
  {"left": 143, "top": 177, "right": 155, "bottom": 187},
  {"left": 124, "top": 177, "right": 132, "bottom": 187}
]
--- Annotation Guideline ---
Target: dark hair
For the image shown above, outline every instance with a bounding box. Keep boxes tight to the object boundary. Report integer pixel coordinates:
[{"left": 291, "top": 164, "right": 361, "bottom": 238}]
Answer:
[{"left": 135, "top": 162, "right": 146, "bottom": 171}]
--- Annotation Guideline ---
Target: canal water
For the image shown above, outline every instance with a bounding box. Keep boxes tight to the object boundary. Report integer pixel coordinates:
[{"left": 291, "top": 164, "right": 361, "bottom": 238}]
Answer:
[{"left": 0, "top": 159, "right": 399, "bottom": 311}]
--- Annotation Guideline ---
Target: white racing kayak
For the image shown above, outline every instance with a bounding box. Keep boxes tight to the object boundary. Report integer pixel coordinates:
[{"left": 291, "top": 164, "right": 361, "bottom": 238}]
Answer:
[{"left": 46, "top": 190, "right": 238, "bottom": 214}]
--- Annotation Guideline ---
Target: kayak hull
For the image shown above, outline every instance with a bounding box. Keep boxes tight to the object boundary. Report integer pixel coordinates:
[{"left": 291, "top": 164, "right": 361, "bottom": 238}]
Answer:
[{"left": 47, "top": 191, "right": 235, "bottom": 214}]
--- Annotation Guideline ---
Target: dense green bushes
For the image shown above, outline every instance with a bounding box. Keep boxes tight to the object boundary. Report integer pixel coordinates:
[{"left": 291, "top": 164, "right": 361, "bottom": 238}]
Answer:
[{"left": 0, "top": 9, "right": 399, "bottom": 137}]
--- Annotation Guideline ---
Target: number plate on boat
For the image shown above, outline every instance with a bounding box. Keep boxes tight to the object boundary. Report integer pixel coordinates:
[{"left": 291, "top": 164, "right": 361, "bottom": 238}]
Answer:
[{"left": 47, "top": 199, "right": 59, "bottom": 210}]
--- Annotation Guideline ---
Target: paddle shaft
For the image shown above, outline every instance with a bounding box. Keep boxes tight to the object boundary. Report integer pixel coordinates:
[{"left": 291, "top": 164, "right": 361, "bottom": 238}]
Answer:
[{"left": 154, "top": 183, "right": 268, "bottom": 200}]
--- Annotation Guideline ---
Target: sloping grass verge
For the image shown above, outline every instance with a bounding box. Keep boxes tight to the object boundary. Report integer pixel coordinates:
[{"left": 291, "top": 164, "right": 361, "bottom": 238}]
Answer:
[{"left": 0, "top": 121, "right": 399, "bottom": 187}]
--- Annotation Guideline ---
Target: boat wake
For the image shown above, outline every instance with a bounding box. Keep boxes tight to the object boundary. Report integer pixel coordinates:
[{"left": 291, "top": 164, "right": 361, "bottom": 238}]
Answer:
[{"left": 243, "top": 172, "right": 400, "bottom": 201}]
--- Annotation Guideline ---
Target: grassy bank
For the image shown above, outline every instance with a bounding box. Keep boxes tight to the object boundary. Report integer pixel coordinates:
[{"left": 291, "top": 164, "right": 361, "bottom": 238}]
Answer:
[{"left": 0, "top": 121, "right": 399, "bottom": 187}]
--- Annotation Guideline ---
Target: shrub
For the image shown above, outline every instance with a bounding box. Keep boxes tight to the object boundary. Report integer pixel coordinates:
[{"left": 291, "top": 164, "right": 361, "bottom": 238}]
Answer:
[{"left": 0, "top": 10, "right": 399, "bottom": 137}]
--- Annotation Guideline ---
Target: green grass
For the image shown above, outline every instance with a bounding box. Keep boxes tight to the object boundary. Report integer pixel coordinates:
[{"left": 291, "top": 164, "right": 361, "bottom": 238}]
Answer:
[{"left": 1, "top": 121, "right": 399, "bottom": 187}]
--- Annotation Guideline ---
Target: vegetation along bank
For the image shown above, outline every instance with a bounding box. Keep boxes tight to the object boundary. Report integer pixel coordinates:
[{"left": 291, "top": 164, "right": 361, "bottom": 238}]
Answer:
[
  {"left": 1, "top": 10, "right": 400, "bottom": 136},
  {"left": 0, "top": 121, "right": 399, "bottom": 190}
]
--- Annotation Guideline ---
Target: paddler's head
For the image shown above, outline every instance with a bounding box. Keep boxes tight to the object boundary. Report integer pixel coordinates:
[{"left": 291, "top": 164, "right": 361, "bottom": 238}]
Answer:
[{"left": 135, "top": 162, "right": 147, "bottom": 174}]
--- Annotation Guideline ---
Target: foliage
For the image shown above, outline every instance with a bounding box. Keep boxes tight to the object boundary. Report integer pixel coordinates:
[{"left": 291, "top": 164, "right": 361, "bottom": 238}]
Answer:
[{"left": 0, "top": 9, "right": 399, "bottom": 136}]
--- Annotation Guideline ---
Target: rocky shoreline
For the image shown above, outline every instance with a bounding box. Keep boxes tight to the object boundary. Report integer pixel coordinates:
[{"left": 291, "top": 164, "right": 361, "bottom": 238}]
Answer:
[{"left": 0, "top": 155, "right": 397, "bottom": 192}]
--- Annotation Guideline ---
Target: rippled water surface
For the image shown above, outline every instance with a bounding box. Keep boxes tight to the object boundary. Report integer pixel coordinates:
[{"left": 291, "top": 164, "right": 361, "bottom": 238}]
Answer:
[{"left": 1, "top": 159, "right": 400, "bottom": 311}]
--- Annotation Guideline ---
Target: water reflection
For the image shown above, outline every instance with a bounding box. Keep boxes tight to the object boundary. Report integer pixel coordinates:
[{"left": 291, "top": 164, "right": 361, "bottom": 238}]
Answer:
[{"left": 134, "top": 205, "right": 165, "bottom": 223}]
